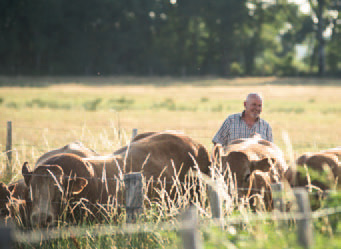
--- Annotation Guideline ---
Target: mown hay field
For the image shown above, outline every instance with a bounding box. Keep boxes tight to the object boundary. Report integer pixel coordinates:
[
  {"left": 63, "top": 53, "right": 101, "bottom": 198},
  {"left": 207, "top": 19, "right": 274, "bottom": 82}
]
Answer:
[{"left": 0, "top": 76, "right": 341, "bottom": 248}]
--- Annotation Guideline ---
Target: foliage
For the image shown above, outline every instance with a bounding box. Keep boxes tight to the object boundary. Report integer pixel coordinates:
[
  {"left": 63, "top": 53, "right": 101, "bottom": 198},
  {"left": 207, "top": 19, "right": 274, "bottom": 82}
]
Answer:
[
  {"left": 83, "top": 98, "right": 103, "bottom": 111},
  {"left": 0, "top": 1, "right": 339, "bottom": 76}
]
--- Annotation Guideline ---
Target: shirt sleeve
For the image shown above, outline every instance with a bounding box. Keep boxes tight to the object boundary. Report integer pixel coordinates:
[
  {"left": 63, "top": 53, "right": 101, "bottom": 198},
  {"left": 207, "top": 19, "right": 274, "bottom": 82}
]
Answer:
[{"left": 212, "top": 117, "right": 231, "bottom": 146}]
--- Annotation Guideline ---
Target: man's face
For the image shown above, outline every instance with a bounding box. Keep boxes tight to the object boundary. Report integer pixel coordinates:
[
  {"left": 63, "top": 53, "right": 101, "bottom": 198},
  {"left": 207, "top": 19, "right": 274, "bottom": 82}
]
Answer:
[{"left": 244, "top": 96, "right": 262, "bottom": 119}]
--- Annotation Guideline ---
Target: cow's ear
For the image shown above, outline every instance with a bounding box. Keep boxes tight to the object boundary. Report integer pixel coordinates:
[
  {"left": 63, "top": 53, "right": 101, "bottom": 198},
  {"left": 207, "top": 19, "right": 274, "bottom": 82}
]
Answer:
[
  {"left": 22, "top": 162, "right": 32, "bottom": 186},
  {"left": 251, "top": 158, "right": 275, "bottom": 172},
  {"left": 69, "top": 177, "right": 88, "bottom": 195}
]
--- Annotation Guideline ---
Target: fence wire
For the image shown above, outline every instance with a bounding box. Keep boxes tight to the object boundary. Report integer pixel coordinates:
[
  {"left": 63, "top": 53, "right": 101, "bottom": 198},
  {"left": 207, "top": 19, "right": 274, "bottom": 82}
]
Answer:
[
  {"left": 2, "top": 123, "right": 341, "bottom": 245},
  {"left": 12, "top": 204, "right": 341, "bottom": 244}
]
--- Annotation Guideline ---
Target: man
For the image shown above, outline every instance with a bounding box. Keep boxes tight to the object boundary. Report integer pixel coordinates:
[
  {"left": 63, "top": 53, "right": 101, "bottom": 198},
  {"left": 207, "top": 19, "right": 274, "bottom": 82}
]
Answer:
[{"left": 212, "top": 93, "right": 273, "bottom": 146}]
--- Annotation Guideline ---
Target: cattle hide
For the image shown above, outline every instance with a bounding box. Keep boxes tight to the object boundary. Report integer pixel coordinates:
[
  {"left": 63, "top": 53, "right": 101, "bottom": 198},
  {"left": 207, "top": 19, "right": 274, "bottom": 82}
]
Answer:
[
  {"left": 86, "top": 131, "right": 211, "bottom": 201},
  {"left": 295, "top": 151, "right": 339, "bottom": 190},
  {"left": 35, "top": 141, "right": 98, "bottom": 167},
  {"left": 22, "top": 154, "right": 99, "bottom": 227},
  {"left": 22, "top": 131, "right": 211, "bottom": 227},
  {"left": 214, "top": 135, "right": 289, "bottom": 211}
]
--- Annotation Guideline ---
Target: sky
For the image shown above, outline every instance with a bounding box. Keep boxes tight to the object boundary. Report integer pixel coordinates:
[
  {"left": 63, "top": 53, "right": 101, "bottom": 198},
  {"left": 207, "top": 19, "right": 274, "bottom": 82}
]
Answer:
[{"left": 289, "top": 0, "right": 311, "bottom": 14}]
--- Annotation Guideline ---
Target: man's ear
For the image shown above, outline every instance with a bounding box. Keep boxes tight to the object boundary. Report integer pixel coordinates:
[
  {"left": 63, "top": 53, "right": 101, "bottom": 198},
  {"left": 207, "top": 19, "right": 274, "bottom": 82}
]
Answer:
[
  {"left": 251, "top": 158, "right": 275, "bottom": 172},
  {"left": 68, "top": 177, "right": 88, "bottom": 195},
  {"left": 22, "top": 162, "right": 32, "bottom": 186}
]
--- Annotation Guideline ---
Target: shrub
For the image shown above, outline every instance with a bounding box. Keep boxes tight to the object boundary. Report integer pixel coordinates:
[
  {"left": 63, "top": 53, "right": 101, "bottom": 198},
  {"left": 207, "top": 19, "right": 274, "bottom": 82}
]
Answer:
[{"left": 83, "top": 98, "right": 102, "bottom": 111}]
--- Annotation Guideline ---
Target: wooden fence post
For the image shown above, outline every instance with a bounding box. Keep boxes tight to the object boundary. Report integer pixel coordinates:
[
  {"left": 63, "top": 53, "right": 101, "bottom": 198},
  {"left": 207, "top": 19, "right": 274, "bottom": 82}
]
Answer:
[
  {"left": 294, "top": 188, "right": 313, "bottom": 249},
  {"left": 271, "top": 182, "right": 284, "bottom": 212},
  {"left": 131, "top": 128, "right": 138, "bottom": 140},
  {"left": 0, "top": 225, "right": 12, "bottom": 249},
  {"left": 6, "top": 121, "right": 12, "bottom": 180},
  {"left": 207, "top": 180, "right": 223, "bottom": 228},
  {"left": 124, "top": 172, "right": 144, "bottom": 223},
  {"left": 180, "top": 207, "right": 202, "bottom": 249}
]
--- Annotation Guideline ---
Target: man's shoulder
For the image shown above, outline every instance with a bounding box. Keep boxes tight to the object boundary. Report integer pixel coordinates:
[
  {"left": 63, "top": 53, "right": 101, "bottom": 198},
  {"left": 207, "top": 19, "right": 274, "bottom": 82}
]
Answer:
[
  {"left": 227, "top": 112, "right": 242, "bottom": 120},
  {"left": 259, "top": 117, "right": 271, "bottom": 127}
]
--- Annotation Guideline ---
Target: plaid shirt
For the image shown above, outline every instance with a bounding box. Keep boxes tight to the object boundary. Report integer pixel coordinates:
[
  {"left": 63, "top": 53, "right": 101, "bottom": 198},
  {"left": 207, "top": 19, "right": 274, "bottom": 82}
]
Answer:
[{"left": 212, "top": 111, "right": 273, "bottom": 146}]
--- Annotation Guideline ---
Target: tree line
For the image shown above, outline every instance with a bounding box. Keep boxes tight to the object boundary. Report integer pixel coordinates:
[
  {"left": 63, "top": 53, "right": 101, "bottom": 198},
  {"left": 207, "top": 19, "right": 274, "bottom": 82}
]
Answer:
[{"left": 0, "top": 0, "right": 340, "bottom": 77}]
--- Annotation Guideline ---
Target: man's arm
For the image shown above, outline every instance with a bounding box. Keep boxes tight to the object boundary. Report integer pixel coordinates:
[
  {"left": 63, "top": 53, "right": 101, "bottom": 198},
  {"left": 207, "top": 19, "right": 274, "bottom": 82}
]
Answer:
[{"left": 212, "top": 117, "right": 231, "bottom": 146}]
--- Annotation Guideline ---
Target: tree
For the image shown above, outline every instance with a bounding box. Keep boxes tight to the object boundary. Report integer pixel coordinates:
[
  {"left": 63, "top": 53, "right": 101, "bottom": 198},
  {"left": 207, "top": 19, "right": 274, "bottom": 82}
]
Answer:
[{"left": 307, "top": 0, "right": 340, "bottom": 76}]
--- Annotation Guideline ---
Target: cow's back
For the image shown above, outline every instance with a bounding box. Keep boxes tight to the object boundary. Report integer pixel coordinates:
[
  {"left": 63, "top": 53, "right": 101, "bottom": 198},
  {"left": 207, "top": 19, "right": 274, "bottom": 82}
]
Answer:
[
  {"left": 87, "top": 131, "right": 211, "bottom": 201},
  {"left": 225, "top": 137, "right": 288, "bottom": 176},
  {"left": 35, "top": 142, "right": 99, "bottom": 167},
  {"left": 295, "top": 151, "right": 339, "bottom": 190},
  {"left": 124, "top": 132, "right": 211, "bottom": 177},
  {"left": 84, "top": 155, "right": 124, "bottom": 201}
]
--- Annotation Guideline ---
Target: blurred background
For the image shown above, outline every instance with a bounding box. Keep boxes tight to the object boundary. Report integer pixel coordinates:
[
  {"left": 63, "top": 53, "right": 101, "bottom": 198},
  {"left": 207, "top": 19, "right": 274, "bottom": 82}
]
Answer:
[{"left": 0, "top": 0, "right": 340, "bottom": 78}]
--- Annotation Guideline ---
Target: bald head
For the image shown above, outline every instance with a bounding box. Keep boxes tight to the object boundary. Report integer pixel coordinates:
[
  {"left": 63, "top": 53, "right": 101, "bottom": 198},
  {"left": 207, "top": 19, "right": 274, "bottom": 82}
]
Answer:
[
  {"left": 246, "top": 93, "right": 263, "bottom": 103},
  {"left": 244, "top": 93, "right": 263, "bottom": 120}
]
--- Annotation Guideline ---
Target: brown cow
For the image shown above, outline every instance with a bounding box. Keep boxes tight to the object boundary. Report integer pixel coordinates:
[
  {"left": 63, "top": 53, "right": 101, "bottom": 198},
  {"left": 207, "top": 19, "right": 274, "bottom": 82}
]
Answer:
[
  {"left": 0, "top": 179, "right": 28, "bottom": 218},
  {"left": 243, "top": 171, "right": 273, "bottom": 211},
  {"left": 1, "top": 142, "right": 98, "bottom": 226},
  {"left": 22, "top": 131, "right": 211, "bottom": 227},
  {"left": 220, "top": 136, "right": 288, "bottom": 183},
  {"left": 35, "top": 141, "right": 99, "bottom": 167},
  {"left": 293, "top": 149, "right": 340, "bottom": 210},
  {"left": 0, "top": 180, "right": 30, "bottom": 226},
  {"left": 8, "top": 179, "right": 29, "bottom": 200},
  {"left": 0, "top": 183, "right": 11, "bottom": 218},
  {"left": 214, "top": 135, "right": 289, "bottom": 211},
  {"left": 131, "top": 131, "right": 157, "bottom": 142},
  {"left": 87, "top": 131, "right": 211, "bottom": 200},
  {"left": 22, "top": 154, "right": 99, "bottom": 227},
  {"left": 295, "top": 150, "right": 339, "bottom": 190}
]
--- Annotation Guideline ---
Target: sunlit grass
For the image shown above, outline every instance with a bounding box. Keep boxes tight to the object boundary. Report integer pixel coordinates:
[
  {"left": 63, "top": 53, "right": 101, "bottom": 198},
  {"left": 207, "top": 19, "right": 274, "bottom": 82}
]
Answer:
[{"left": 0, "top": 77, "right": 340, "bottom": 248}]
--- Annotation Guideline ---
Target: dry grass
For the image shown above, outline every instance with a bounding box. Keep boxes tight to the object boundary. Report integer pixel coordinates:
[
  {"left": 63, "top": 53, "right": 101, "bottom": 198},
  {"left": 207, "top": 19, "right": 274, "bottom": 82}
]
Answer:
[
  {"left": 1, "top": 78, "right": 341, "bottom": 165},
  {"left": 0, "top": 76, "right": 340, "bottom": 248},
  {"left": 0, "top": 78, "right": 339, "bottom": 205}
]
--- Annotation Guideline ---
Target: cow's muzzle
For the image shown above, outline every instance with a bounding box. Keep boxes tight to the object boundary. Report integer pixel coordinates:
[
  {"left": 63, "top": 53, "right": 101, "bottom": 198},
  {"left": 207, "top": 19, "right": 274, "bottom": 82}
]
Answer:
[{"left": 31, "top": 211, "right": 54, "bottom": 227}]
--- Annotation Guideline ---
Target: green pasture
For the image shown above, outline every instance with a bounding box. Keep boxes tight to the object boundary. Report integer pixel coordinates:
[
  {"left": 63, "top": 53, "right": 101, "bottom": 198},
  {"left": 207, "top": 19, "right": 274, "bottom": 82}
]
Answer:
[{"left": 0, "top": 76, "right": 341, "bottom": 248}]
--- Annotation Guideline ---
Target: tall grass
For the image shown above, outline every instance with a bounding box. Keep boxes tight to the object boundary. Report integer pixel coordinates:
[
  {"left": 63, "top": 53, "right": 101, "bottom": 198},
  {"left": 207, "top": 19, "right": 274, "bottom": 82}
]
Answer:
[
  {"left": 0, "top": 77, "right": 340, "bottom": 248},
  {"left": 9, "top": 141, "right": 341, "bottom": 248}
]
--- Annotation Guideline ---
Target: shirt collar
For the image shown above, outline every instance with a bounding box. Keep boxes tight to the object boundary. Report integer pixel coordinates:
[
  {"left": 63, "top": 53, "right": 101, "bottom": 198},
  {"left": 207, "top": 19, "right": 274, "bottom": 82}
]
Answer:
[{"left": 240, "top": 111, "right": 260, "bottom": 122}]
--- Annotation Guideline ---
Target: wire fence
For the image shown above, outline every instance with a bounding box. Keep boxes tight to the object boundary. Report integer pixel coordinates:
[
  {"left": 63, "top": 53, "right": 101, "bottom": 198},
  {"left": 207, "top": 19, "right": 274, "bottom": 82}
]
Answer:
[
  {"left": 2, "top": 122, "right": 214, "bottom": 145},
  {"left": 8, "top": 199, "right": 341, "bottom": 244},
  {"left": 3, "top": 169, "right": 341, "bottom": 246},
  {"left": 1, "top": 121, "right": 341, "bottom": 248}
]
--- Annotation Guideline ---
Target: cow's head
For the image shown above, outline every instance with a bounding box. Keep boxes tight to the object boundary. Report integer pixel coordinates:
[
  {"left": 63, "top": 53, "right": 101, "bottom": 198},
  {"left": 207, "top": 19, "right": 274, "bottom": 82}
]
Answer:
[
  {"left": 222, "top": 151, "right": 274, "bottom": 190},
  {"left": 22, "top": 162, "right": 88, "bottom": 227},
  {"left": 0, "top": 182, "right": 11, "bottom": 218},
  {"left": 244, "top": 170, "right": 273, "bottom": 211}
]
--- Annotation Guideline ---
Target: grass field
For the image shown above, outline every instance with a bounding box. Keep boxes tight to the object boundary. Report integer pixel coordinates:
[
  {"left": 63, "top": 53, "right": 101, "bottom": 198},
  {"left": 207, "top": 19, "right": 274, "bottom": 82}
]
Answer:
[
  {"left": 0, "top": 76, "right": 341, "bottom": 248},
  {"left": 1, "top": 77, "right": 341, "bottom": 162}
]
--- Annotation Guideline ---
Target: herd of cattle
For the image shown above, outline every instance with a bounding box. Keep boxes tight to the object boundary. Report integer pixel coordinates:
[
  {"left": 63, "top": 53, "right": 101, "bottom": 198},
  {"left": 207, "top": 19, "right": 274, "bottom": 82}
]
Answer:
[{"left": 0, "top": 130, "right": 340, "bottom": 228}]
